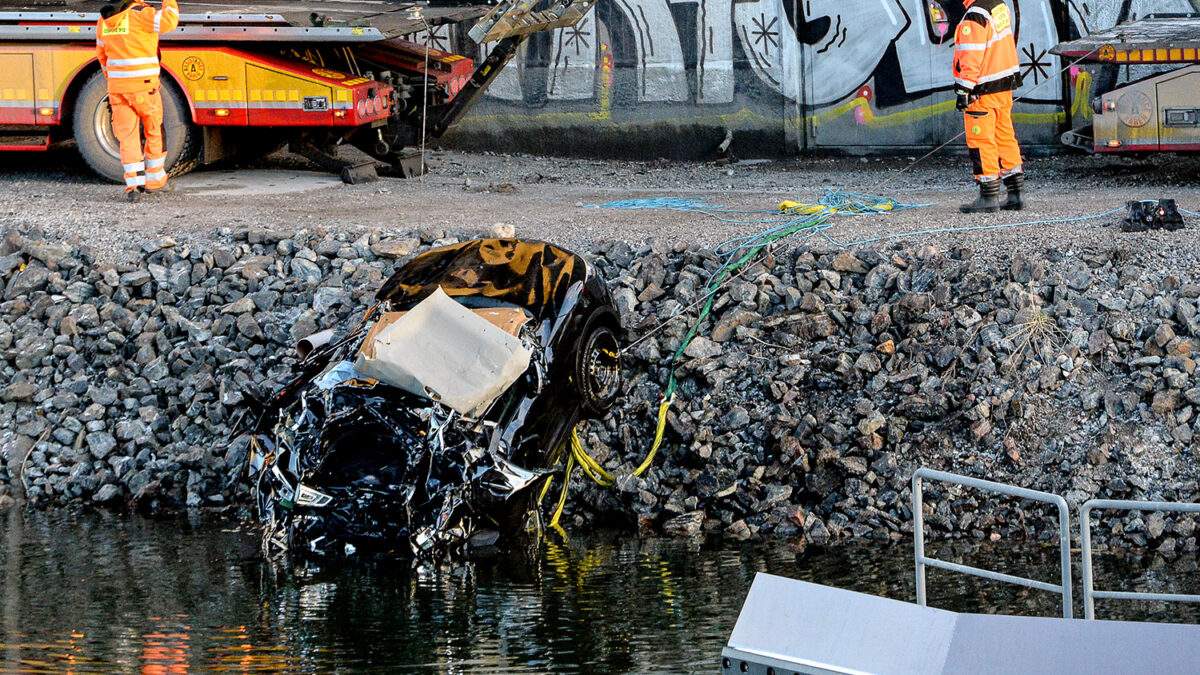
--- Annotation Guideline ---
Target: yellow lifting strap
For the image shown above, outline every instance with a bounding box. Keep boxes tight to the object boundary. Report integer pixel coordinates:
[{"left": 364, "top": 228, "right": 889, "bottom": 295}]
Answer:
[
  {"left": 633, "top": 396, "right": 671, "bottom": 477},
  {"left": 571, "top": 428, "right": 614, "bottom": 487},
  {"left": 779, "top": 200, "right": 894, "bottom": 214},
  {"left": 548, "top": 453, "right": 574, "bottom": 529}
]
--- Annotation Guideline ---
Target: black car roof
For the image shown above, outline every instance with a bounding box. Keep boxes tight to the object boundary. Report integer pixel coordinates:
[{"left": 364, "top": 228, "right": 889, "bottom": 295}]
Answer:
[{"left": 375, "top": 239, "right": 591, "bottom": 322}]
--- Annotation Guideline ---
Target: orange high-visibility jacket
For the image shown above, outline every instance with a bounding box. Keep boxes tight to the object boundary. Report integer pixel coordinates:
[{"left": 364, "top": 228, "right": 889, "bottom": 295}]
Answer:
[
  {"left": 952, "top": 0, "right": 1022, "bottom": 95},
  {"left": 95, "top": 0, "right": 180, "bottom": 94}
]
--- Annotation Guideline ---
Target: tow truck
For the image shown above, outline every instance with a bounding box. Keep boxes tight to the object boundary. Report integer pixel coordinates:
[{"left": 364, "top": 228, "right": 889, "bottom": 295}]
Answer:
[
  {"left": 1054, "top": 14, "right": 1200, "bottom": 154},
  {"left": 0, "top": 0, "right": 595, "bottom": 183}
]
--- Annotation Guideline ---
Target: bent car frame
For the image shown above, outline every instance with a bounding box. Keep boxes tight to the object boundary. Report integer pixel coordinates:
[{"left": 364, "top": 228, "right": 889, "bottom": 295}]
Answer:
[{"left": 245, "top": 239, "right": 622, "bottom": 560}]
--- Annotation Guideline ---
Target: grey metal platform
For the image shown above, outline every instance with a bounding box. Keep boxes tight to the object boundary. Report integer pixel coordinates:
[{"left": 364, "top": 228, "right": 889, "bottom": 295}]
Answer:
[
  {"left": 1053, "top": 16, "right": 1200, "bottom": 62},
  {"left": 0, "top": 1, "right": 487, "bottom": 40},
  {"left": 721, "top": 573, "right": 1200, "bottom": 675}
]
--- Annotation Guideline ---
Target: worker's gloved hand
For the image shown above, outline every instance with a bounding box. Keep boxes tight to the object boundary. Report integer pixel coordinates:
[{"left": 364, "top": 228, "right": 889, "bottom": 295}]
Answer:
[{"left": 955, "top": 88, "right": 972, "bottom": 112}]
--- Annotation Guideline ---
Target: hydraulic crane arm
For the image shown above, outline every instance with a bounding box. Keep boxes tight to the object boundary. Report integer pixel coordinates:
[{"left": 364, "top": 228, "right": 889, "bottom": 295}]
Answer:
[{"left": 430, "top": 35, "right": 522, "bottom": 138}]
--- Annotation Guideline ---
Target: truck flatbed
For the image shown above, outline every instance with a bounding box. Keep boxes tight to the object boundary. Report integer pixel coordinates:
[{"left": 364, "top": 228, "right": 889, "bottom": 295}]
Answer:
[
  {"left": 0, "top": 0, "right": 588, "bottom": 181},
  {"left": 1053, "top": 15, "right": 1200, "bottom": 64}
]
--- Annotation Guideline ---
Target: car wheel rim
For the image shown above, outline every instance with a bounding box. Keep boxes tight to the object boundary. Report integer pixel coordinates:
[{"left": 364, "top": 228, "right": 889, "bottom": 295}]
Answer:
[
  {"left": 586, "top": 331, "right": 621, "bottom": 401},
  {"left": 93, "top": 96, "right": 121, "bottom": 160}
]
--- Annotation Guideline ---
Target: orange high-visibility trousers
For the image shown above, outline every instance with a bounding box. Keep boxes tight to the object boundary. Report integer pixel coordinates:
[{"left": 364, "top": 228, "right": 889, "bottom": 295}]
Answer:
[
  {"left": 110, "top": 88, "right": 167, "bottom": 192},
  {"left": 963, "top": 91, "right": 1022, "bottom": 182}
]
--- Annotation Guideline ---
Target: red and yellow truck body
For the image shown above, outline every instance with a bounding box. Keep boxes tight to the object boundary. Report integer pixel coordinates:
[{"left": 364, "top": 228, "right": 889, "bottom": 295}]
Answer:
[
  {"left": 0, "top": 42, "right": 397, "bottom": 130},
  {"left": 0, "top": 5, "right": 541, "bottom": 181}
]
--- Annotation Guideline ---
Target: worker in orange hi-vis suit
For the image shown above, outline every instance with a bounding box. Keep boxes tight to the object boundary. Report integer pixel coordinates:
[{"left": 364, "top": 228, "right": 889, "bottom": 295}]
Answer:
[
  {"left": 952, "top": 0, "right": 1025, "bottom": 213},
  {"left": 95, "top": 0, "right": 179, "bottom": 202}
]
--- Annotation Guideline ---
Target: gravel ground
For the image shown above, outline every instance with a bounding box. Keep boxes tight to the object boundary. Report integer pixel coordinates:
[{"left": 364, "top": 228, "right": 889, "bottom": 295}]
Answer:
[{"left": 2, "top": 146, "right": 1198, "bottom": 264}]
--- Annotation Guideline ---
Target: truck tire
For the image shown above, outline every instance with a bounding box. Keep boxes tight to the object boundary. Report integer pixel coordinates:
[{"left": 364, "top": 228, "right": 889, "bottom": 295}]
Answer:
[{"left": 73, "top": 72, "right": 199, "bottom": 183}]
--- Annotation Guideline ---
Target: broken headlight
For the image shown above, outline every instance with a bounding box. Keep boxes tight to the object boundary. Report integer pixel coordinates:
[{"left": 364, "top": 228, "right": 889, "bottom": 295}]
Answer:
[{"left": 295, "top": 484, "right": 334, "bottom": 508}]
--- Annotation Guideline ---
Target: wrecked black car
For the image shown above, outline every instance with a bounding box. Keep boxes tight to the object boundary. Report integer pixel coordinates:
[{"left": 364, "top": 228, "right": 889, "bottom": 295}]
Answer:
[{"left": 246, "top": 239, "right": 622, "bottom": 559}]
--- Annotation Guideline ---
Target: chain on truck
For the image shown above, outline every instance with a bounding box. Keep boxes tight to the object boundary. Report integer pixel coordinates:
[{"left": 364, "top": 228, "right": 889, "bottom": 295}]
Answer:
[{"left": 0, "top": 0, "right": 594, "bottom": 183}]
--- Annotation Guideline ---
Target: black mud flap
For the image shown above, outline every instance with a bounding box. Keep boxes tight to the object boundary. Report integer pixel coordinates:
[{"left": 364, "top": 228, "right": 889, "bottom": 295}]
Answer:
[
  {"left": 391, "top": 150, "right": 426, "bottom": 179},
  {"left": 340, "top": 161, "right": 379, "bottom": 185}
]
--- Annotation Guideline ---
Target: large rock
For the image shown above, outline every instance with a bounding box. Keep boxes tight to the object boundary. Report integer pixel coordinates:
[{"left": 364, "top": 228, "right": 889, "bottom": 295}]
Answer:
[
  {"left": 371, "top": 238, "right": 420, "bottom": 259},
  {"left": 25, "top": 243, "right": 71, "bottom": 268},
  {"left": 832, "top": 253, "right": 868, "bottom": 274},
  {"left": 290, "top": 258, "right": 323, "bottom": 284},
  {"left": 684, "top": 336, "right": 722, "bottom": 359},
  {"left": 86, "top": 432, "right": 117, "bottom": 460},
  {"left": 5, "top": 265, "right": 49, "bottom": 298},
  {"left": 1, "top": 381, "right": 36, "bottom": 402}
]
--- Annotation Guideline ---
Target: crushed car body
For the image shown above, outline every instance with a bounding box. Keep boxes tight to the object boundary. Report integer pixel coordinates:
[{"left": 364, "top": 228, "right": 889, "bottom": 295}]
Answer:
[{"left": 245, "top": 239, "right": 622, "bottom": 559}]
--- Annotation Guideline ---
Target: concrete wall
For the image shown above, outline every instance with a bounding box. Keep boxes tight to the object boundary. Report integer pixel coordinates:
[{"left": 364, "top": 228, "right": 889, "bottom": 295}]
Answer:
[{"left": 431, "top": 0, "right": 1200, "bottom": 157}]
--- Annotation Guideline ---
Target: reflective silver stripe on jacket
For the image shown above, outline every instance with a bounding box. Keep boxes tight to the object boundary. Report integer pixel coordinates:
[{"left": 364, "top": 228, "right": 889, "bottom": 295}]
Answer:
[
  {"left": 975, "top": 65, "right": 1020, "bottom": 84},
  {"left": 108, "top": 57, "right": 158, "bottom": 67},
  {"left": 108, "top": 67, "right": 161, "bottom": 78}
]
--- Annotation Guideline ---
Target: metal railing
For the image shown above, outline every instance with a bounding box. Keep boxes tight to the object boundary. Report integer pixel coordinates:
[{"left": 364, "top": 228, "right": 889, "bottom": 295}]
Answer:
[
  {"left": 913, "top": 468, "right": 1073, "bottom": 619},
  {"left": 1080, "top": 499, "right": 1200, "bottom": 620}
]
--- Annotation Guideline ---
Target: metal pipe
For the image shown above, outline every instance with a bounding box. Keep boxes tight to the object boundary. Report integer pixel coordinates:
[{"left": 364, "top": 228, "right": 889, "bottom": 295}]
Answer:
[
  {"left": 1080, "top": 499, "right": 1200, "bottom": 619},
  {"left": 297, "top": 328, "right": 334, "bottom": 359},
  {"left": 911, "top": 468, "right": 1073, "bottom": 619},
  {"left": 1092, "top": 590, "right": 1200, "bottom": 603},
  {"left": 1082, "top": 502, "right": 1095, "bottom": 620},
  {"left": 920, "top": 556, "right": 1066, "bottom": 594},
  {"left": 913, "top": 471, "right": 927, "bottom": 607}
]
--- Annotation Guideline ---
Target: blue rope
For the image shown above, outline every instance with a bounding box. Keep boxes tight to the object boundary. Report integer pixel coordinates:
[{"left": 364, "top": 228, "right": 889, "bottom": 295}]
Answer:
[
  {"left": 588, "top": 190, "right": 932, "bottom": 260},
  {"left": 585, "top": 197, "right": 785, "bottom": 225},
  {"left": 589, "top": 194, "right": 1194, "bottom": 268},
  {"left": 821, "top": 207, "right": 1127, "bottom": 247}
]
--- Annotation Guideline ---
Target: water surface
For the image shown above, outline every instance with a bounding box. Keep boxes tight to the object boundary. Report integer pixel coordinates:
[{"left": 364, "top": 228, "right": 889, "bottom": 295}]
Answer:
[{"left": 1, "top": 510, "right": 1197, "bottom": 673}]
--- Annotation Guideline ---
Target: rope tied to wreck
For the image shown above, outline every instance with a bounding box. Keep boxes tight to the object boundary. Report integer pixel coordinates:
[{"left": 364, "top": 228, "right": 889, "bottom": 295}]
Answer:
[
  {"left": 581, "top": 191, "right": 1156, "bottom": 496},
  {"left": 530, "top": 189, "right": 922, "bottom": 517},
  {"left": 588, "top": 190, "right": 929, "bottom": 482}
]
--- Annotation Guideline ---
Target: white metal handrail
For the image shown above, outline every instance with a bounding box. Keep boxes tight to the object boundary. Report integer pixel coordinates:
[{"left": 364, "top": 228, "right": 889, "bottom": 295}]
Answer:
[
  {"left": 913, "top": 468, "right": 1073, "bottom": 619},
  {"left": 1080, "top": 499, "right": 1200, "bottom": 620}
]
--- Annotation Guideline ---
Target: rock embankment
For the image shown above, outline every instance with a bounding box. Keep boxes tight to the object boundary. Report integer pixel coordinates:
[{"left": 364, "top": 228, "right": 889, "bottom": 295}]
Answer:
[
  {"left": 1, "top": 225, "right": 1197, "bottom": 552},
  {"left": 569, "top": 240, "right": 1200, "bottom": 552}
]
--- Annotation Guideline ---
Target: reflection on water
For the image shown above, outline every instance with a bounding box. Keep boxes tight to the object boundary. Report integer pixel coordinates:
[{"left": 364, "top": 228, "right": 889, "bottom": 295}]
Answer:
[{"left": 1, "top": 509, "right": 1198, "bottom": 673}]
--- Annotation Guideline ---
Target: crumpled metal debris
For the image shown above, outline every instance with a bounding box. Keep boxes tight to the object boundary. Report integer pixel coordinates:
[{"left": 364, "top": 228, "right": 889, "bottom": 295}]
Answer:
[{"left": 245, "top": 239, "right": 622, "bottom": 560}]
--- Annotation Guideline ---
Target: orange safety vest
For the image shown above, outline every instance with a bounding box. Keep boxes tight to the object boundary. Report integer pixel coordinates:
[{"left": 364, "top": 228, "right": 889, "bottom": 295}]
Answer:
[
  {"left": 952, "top": 0, "right": 1022, "bottom": 95},
  {"left": 95, "top": 0, "right": 179, "bottom": 94}
]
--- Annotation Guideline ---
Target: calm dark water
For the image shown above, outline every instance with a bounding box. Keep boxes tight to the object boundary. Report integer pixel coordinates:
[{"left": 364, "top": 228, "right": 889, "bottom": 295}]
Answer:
[{"left": 1, "top": 510, "right": 1198, "bottom": 673}]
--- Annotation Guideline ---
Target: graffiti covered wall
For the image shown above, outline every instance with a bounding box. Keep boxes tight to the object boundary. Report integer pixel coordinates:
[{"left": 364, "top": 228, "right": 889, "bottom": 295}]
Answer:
[{"left": 424, "top": 0, "right": 1200, "bottom": 156}]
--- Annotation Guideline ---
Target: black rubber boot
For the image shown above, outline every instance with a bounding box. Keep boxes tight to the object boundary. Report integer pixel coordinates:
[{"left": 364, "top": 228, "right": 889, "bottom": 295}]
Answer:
[
  {"left": 1001, "top": 173, "right": 1025, "bottom": 211},
  {"left": 126, "top": 189, "right": 142, "bottom": 203},
  {"left": 959, "top": 179, "right": 1001, "bottom": 213}
]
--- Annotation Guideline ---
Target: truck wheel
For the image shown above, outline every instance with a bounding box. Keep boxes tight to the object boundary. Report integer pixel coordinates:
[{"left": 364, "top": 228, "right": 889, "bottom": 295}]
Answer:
[{"left": 73, "top": 72, "right": 199, "bottom": 183}]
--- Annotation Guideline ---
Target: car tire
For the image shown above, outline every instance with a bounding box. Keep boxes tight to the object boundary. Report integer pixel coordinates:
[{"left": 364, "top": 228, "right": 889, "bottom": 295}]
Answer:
[
  {"left": 73, "top": 71, "right": 199, "bottom": 183},
  {"left": 574, "top": 318, "right": 622, "bottom": 418}
]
